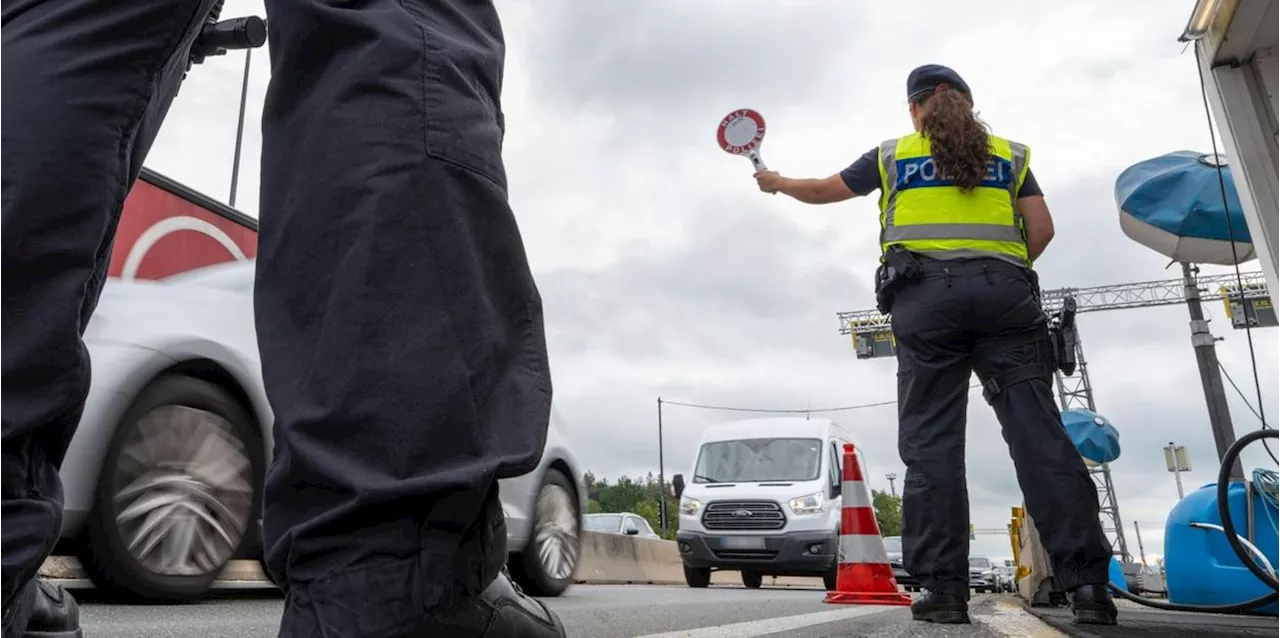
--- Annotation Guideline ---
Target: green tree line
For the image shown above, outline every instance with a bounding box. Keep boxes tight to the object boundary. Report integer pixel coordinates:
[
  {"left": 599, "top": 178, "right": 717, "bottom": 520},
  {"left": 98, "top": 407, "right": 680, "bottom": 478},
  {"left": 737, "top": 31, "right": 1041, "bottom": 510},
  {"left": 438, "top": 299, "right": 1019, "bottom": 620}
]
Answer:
[
  {"left": 582, "top": 471, "right": 903, "bottom": 539},
  {"left": 871, "top": 489, "right": 902, "bottom": 537},
  {"left": 583, "top": 471, "right": 680, "bottom": 539}
]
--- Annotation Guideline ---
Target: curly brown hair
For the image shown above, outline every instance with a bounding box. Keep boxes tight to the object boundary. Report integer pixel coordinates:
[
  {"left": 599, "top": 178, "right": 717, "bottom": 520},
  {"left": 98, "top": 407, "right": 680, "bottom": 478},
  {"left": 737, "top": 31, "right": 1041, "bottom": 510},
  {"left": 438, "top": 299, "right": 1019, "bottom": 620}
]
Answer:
[{"left": 914, "top": 88, "right": 990, "bottom": 193}]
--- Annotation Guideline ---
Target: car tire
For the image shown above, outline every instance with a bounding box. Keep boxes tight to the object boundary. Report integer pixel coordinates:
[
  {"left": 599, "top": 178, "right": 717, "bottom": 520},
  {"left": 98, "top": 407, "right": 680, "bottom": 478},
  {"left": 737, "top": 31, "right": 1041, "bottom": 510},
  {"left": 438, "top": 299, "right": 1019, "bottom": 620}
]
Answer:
[
  {"left": 81, "top": 375, "right": 263, "bottom": 601},
  {"left": 684, "top": 565, "right": 711, "bottom": 588},
  {"left": 823, "top": 527, "right": 840, "bottom": 591},
  {"left": 512, "top": 468, "right": 581, "bottom": 597},
  {"left": 742, "top": 571, "right": 763, "bottom": 589}
]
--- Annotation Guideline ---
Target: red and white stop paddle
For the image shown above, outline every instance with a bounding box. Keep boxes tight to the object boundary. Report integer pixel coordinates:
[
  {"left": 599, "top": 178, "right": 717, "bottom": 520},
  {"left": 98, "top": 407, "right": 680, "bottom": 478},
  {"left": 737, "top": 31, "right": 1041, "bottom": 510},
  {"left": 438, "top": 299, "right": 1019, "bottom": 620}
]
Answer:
[{"left": 717, "top": 108, "right": 768, "bottom": 172}]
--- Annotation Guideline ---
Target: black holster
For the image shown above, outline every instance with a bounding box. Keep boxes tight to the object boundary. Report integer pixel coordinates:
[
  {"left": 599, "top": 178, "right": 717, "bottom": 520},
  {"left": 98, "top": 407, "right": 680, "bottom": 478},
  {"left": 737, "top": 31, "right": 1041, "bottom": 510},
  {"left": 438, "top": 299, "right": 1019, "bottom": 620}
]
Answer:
[
  {"left": 874, "top": 246, "right": 922, "bottom": 314},
  {"left": 1046, "top": 297, "right": 1078, "bottom": 376}
]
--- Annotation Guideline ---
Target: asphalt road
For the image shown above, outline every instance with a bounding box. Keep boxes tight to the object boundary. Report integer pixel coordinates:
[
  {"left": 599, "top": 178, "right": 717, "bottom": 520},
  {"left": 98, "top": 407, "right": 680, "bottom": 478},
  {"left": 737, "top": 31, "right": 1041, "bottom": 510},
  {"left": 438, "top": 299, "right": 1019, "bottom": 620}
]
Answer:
[
  {"left": 75, "top": 585, "right": 1043, "bottom": 638},
  {"left": 1028, "top": 602, "right": 1279, "bottom": 638}
]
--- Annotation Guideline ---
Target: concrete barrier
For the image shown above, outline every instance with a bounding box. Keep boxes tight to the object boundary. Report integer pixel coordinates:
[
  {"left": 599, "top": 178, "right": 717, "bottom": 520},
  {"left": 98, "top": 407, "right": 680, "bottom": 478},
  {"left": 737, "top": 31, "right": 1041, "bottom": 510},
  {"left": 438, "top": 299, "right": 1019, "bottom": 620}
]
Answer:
[
  {"left": 572, "top": 532, "right": 821, "bottom": 588},
  {"left": 572, "top": 530, "right": 685, "bottom": 584},
  {"left": 40, "top": 531, "right": 823, "bottom": 589}
]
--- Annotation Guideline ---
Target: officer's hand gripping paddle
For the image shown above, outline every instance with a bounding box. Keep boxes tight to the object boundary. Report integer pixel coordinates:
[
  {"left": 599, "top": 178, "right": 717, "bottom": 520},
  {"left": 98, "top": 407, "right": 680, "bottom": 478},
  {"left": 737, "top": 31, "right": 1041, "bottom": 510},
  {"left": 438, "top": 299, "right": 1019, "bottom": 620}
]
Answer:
[{"left": 717, "top": 109, "right": 768, "bottom": 172}]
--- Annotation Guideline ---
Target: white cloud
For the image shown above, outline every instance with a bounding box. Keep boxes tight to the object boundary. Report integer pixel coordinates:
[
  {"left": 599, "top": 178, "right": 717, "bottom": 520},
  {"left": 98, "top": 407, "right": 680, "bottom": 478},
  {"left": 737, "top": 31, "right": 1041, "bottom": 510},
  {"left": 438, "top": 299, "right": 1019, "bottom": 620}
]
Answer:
[{"left": 142, "top": 0, "right": 1275, "bottom": 566}]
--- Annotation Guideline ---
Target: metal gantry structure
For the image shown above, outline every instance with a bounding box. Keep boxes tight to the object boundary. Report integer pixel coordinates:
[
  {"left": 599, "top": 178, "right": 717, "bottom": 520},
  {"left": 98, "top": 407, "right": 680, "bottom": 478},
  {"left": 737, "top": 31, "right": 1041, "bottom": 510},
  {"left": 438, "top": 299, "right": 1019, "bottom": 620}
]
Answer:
[{"left": 837, "top": 268, "right": 1273, "bottom": 564}]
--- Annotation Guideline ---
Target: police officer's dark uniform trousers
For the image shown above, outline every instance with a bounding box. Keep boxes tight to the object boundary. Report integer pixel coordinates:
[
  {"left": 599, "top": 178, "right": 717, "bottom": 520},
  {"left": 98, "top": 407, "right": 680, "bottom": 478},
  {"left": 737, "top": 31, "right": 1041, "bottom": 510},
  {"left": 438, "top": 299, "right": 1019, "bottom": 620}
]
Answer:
[
  {"left": 868, "top": 107, "right": 1113, "bottom": 617},
  {"left": 3, "top": 1, "right": 563, "bottom": 636}
]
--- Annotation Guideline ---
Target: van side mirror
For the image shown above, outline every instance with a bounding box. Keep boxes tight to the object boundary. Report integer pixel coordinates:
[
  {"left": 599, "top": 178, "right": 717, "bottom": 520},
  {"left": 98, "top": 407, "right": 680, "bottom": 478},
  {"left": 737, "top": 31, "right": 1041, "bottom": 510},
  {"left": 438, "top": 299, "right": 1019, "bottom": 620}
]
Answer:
[
  {"left": 623, "top": 522, "right": 640, "bottom": 535},
  {"left": 831, "top": 481, "right": 842, "bottom": 499},
  {"left": 672, "top": 474, "right": 685, "bottom": 499}
]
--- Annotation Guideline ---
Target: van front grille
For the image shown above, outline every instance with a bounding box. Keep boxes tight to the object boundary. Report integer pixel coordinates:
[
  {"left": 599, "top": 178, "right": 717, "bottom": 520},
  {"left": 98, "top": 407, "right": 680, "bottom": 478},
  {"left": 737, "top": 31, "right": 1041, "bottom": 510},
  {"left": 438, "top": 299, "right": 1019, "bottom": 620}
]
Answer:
[{"left": 701, "top": 500, "right": 786, "bottom": 531}]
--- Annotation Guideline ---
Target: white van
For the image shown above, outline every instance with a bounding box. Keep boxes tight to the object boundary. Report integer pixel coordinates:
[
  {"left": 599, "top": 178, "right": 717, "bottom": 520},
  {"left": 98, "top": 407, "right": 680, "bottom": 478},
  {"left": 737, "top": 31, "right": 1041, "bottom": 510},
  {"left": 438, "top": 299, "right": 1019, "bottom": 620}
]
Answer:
[{"left": 671, "top": 417, "right": 867, "bottom": 590}]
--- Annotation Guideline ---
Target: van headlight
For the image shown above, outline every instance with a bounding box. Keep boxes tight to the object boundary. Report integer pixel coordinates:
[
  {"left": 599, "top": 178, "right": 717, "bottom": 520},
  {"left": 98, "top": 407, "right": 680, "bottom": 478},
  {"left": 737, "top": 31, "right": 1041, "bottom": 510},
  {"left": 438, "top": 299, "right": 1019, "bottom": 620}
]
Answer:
[
  {"left": 788, "top": 492, "right": 824, "bottom": 515},
  {"left": 679, "top": 496, "right": 702, "bottom": 516}
]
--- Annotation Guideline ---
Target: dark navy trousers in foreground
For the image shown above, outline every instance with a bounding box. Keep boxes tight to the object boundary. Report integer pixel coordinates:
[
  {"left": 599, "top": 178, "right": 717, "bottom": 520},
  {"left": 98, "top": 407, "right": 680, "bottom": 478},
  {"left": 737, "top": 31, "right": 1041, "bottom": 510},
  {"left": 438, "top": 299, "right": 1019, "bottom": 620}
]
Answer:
[
  {"left": 2, "top": 0, "right": 552, "bottom": 635},
  {"left": 888, "top": 256, "right": 1111, "bottom": 598}
]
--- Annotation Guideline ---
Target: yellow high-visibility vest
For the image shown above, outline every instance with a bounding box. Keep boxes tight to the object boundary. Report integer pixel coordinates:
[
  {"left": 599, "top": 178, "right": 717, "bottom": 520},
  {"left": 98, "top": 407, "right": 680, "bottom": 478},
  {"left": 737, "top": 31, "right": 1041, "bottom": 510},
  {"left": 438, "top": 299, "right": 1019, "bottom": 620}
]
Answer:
[{"left": 875, "top": 132, "right": 1032, "bottom": 267}]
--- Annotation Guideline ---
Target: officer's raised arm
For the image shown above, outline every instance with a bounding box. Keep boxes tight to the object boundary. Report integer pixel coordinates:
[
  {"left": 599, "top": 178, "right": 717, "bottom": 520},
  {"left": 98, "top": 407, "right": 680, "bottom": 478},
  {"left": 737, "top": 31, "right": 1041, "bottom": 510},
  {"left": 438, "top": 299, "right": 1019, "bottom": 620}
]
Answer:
[
  {"left": 754, "top": 170, "right": 853, "bottom": 203},
  {"left": 753, "top": 146, "right": 881, "bottom": 205}
]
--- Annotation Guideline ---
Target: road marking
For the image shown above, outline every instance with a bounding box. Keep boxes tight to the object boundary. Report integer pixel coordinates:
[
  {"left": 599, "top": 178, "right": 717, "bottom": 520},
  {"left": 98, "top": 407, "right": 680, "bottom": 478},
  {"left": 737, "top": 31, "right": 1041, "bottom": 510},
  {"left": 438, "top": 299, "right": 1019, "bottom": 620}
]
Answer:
[
  {"left": 974, "top": 598, "right": 1066, "bottom": 638},
  {"left": 631, "top": 606, "right": 896, "bottom": 638}
]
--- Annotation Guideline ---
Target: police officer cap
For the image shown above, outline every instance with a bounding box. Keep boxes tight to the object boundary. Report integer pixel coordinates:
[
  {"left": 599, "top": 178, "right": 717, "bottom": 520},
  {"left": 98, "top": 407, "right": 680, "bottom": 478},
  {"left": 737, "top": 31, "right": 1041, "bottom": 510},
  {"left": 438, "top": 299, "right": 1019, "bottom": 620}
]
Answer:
[{"left": 907, "top": 64, "right": 972, "bottom": 102}]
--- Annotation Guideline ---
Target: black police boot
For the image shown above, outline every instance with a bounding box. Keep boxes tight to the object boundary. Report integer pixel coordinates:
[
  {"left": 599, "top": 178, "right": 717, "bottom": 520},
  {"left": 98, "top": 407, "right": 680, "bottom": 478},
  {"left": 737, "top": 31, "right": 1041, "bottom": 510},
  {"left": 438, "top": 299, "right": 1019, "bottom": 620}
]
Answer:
[
  {"left": 414, "top": 569, "right": 565, "bottom": 637},
  {"left": 21, "top": 578, "right": 82, "bottom": 638},
  {"left": 1068, "top": 584, "right": 1118, "bottom": 626},
  {"left": 910, "top": 589, "right": 970, "bottom": 624}
]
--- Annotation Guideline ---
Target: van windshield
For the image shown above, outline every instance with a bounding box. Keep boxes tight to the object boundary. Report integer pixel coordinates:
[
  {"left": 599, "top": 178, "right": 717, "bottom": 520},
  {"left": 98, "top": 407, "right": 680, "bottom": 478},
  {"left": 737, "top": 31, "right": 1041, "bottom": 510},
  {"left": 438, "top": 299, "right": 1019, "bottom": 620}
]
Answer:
[{"left": 692, "top": 437, "right": 822, "bottom": 483}]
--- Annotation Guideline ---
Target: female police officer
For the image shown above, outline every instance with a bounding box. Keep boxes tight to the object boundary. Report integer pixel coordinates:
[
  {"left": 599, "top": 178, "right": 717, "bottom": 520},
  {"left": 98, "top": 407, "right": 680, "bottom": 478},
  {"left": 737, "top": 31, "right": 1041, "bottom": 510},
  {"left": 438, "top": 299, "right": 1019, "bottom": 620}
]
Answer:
[{"left": 753, "top": 64, "right": 1118, "bottom": 627}]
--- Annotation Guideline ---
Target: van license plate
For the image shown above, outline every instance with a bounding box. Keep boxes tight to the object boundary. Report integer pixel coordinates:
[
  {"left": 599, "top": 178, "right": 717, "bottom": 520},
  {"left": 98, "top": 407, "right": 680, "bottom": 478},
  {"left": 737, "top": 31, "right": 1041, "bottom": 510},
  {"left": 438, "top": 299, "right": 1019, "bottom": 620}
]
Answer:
[{"left": 721, "top": 536, "right": 766, "bottom": 550}]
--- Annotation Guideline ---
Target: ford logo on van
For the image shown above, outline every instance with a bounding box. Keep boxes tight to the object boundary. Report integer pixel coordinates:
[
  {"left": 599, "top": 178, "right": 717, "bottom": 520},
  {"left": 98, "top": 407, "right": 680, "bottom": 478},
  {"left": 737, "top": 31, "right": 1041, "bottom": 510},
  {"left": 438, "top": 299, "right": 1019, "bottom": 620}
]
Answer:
[{"left": 733, "top": 509, "right": 753, "bottom": 517}]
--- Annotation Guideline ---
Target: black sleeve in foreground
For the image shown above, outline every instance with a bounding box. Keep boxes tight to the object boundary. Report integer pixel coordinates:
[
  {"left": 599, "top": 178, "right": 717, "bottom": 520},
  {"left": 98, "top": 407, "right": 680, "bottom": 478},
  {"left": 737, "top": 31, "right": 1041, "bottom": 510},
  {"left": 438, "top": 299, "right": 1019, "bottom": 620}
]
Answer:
[
  {"left": 838, "top": 147, "right": 882, "bottom": 196},
  {"left": 1016, "top": 168, "right": 1043, "bottom": 198}
]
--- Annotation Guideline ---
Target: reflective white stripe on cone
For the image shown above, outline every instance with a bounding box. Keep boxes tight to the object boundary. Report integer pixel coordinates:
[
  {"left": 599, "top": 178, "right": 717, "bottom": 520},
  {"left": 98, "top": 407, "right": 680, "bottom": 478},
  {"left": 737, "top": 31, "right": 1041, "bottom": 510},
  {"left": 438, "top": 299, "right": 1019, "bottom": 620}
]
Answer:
[
  {"left": 840, "top": 482, "right": 872, "bottom": 508},
  {"left": 839, "top": 535, "right": 890, "bottom": 565}
]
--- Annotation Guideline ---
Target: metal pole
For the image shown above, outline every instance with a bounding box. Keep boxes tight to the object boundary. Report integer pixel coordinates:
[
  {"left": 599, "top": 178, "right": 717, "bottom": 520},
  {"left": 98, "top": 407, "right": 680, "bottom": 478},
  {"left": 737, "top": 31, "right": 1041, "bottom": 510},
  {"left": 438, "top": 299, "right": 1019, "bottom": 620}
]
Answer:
[
  {"left": 657, "top": 397, "right": 667, "bottom": 536},
  {"left": 886, "top": 473, "right": 898, "bottom": 499},
  {"left": 1133, "top": 521, "right": 1148, "bottom": 568},
  {"left": 229, "top": 48, "right": 252, "bottom": 207},
  {"left": 1181, "top": 262, "right": 1244, "bottom": 480},
  {"left": 1165, "top": 442, "right": 1190, "bottom": 500}
]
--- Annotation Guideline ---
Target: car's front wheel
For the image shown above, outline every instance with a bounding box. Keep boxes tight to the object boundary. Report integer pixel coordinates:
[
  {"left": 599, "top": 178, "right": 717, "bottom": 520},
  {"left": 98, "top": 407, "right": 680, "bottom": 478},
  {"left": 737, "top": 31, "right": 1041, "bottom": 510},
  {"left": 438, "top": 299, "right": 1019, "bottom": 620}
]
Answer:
[
  {"left": 512, "top": 469, "right": 580, "bottom": 597},
  {"left": 81, "top": 375, "right": 263, "bottom": 601}
]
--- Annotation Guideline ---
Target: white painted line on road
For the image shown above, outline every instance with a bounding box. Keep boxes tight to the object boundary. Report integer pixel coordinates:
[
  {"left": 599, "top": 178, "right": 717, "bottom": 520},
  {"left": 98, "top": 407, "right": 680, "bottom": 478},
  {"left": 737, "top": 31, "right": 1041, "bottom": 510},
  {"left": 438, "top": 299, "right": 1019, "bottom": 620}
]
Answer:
[
  {"left": 974, "top": 598, "right": 1066, "bottom": 638},
  {"left": 631, "top": 606, "right": 896, "bottom": 638}
]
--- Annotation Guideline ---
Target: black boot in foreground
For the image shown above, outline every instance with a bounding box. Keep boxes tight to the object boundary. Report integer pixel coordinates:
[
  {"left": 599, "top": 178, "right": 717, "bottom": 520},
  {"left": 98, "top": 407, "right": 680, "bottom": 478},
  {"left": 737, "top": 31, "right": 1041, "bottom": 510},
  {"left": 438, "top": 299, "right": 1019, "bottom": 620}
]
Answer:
[
  {"left": 910, "top": 590, "right": 971, "bottom": 624},
  {"left": 1069, "top": 583, "right": 1118, "bottom": 626},
  {"left": 414, "top": 569, "right": 566, "bottom": 637},
  {"left": 18, "top": 578, "right": 83, "bottom": 638}
]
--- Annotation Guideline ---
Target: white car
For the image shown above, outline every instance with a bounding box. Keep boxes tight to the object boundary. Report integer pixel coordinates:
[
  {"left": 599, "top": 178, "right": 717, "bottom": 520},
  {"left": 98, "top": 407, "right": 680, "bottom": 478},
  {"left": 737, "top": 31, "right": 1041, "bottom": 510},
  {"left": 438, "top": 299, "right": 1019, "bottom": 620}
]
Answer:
[
  {"left": 57, "top": 260, "right": 585, "bottom": 600},
  {"left": 583, "top": 513, "right": 663, "bottom": 540},
  {"left": 969, "top": 556, "right": 998, "bottom": 593}
]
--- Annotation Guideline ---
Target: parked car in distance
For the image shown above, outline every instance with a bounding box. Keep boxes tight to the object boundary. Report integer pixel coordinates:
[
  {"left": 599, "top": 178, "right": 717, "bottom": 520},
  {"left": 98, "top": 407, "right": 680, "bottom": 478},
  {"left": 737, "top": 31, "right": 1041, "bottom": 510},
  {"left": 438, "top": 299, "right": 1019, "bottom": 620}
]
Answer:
[
  {"left": 583, "top": 513, "right": 662, "bottom": 540},
  {"left": 882, "top": 535, "right": 920, "bottom": 592},
  {"left": 969, "top": 556, "right": 998, "bottom": 593},
  {"left": 57, "top": 260, "right": 586, "bottom": 601},
  {"left": 993, "top": 565, "right": 1016, "bottom": 592},
  {"left": 672, "top": 417, "right": 868, "bottom": 591}
]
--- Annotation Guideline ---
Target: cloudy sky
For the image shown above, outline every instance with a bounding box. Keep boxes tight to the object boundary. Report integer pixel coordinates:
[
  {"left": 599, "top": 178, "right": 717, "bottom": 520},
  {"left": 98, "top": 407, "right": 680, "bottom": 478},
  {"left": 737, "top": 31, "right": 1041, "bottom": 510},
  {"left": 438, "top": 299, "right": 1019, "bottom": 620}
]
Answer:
[{"left": 147, "top": 0, "right": 1277, "bottom": 562}]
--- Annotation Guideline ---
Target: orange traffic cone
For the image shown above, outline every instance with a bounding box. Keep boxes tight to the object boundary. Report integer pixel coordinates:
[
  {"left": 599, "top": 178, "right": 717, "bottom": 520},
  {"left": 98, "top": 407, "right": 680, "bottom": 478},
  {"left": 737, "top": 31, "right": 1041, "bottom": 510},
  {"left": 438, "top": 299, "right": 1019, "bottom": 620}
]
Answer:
[{"left": 824, "top": 443, "right": 912, "bottom": 606}]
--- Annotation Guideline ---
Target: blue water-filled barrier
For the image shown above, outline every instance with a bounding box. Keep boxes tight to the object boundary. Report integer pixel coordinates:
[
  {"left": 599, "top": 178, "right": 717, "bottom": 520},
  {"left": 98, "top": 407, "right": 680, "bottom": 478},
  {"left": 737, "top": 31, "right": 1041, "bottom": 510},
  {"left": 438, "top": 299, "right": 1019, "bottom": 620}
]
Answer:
[
  {"left": 1165, "top": 481, "right": 1279, "bottom": 614},
  {"left": 1108, "top": 555, "right": 1129, "bottom": 593},
  {"left": 1060, "top": 409, "right": 1121, "bottom": 466},
  {"left": 1115, "top": 150, "right": 1256, "bottom": 265}
]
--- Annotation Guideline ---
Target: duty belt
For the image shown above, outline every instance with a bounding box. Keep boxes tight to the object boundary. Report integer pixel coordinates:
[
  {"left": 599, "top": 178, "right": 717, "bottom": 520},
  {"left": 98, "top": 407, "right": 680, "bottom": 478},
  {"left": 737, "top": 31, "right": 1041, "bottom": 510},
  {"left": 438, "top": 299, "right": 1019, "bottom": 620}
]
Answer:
[{"left": 874, "top": 246, "right": 922, "bottom": 315}]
